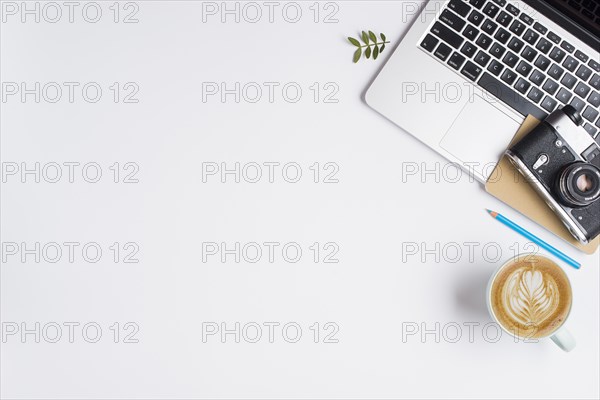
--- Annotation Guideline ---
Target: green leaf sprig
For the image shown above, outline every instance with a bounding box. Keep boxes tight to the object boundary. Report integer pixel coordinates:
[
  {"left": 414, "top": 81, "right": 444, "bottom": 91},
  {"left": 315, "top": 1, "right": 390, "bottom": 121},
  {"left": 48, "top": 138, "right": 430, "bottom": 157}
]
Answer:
[{"left": 348, "top": 31, "right": 390, "bottom": 63}]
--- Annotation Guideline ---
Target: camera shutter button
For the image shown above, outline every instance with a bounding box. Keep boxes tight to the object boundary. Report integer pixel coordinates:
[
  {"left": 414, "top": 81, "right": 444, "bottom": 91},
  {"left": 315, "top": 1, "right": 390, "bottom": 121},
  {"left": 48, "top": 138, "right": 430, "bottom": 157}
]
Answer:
[{"left": 534, "top": 153, "right": 549, "bottom": 170}]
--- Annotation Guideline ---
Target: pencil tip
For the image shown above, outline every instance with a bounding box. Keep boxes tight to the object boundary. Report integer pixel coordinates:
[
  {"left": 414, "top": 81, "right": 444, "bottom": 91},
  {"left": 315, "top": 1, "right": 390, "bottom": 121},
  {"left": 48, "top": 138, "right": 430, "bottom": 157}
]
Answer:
[{"left": 486, "top": 209, "right": 498, "bottom": 218}]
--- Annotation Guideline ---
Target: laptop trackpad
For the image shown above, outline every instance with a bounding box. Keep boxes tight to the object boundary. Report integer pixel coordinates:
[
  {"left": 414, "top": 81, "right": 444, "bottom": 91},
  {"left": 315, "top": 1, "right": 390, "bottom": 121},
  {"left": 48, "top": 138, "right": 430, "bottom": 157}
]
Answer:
[{"left": 439, "top": 95, "right": 521, "bottom": 180}]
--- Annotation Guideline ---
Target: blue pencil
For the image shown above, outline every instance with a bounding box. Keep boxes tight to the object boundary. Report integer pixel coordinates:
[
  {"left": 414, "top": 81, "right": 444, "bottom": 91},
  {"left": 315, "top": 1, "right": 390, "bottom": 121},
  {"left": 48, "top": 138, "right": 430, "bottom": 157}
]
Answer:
[{"left": 486, "top": 209, "right": 581, "bottom": 270}]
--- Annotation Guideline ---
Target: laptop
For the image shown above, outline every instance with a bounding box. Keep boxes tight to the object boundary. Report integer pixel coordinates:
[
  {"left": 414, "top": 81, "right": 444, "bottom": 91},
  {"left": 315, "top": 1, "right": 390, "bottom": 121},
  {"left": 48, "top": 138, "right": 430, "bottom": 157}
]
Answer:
[{"left": 366, "top": 0, "right": 600, "bottom": 183}]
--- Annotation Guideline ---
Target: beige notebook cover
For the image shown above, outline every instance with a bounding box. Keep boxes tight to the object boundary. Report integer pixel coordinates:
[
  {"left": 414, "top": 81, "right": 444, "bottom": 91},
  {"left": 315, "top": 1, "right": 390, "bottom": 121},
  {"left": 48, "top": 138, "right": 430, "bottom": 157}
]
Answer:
[{"left": 485, "top": 115, "right": 600, "bottom": 254}]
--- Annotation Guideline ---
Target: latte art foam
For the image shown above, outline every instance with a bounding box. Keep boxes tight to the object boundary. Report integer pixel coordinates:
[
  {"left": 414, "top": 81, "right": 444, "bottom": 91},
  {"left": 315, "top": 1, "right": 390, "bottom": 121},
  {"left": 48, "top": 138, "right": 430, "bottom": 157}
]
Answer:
[
  {"left": 491, "top": 256, "right": 571, "bottom": 338},
  {"left": 503, "top": 267, "right": 560, "bottom": 327}
]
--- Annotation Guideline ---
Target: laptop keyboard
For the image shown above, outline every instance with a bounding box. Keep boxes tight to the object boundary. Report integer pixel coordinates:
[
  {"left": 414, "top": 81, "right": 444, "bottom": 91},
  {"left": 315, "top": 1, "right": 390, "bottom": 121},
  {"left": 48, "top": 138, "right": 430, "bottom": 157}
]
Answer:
[{"left": 419, "top": 0, "right": 600, "bottom": 144}]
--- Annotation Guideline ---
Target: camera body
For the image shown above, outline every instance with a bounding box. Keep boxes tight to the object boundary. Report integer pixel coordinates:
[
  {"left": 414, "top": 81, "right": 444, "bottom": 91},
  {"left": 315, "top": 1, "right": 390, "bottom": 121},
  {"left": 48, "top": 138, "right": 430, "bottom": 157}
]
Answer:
[{"left": 506, "top": 106, "right": 600, "bottom": 244}]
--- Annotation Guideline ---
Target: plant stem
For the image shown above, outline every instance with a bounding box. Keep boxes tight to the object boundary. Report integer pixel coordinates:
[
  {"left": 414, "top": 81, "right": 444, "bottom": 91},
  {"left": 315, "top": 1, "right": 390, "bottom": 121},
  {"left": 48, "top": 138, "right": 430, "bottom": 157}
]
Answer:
[
  {"left": 359, "top": 41, "right": 390, "bottom": 48},
  {"left": 360, "top": 40, "right": 390, "bottom": 49}
]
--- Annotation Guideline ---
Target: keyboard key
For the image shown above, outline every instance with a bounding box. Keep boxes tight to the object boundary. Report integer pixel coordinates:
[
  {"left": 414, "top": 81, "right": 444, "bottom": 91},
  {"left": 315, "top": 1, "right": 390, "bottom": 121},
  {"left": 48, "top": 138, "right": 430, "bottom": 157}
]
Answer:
[
  {"left": 516, "top": 60, "right": 533, "bottom": 77},
  {"left": 536, "top": 38, "right": 552, "bottom": 54},
  {"left": 463, "top": 24, "right": 480, "bottom": 41},
  {"left": 583, "top": 106, "right": 600, "bottom": 123},
  {"left": 574, "top": 81, "right": 591, "bottom": 98},
  {"left": 529, "top": 69, "right": 546, "bottom": 85},
  {"left": 474, "top": 50, "right": 491, "bottom": 67},
  {"left": 583, "top": 123, "right": 597, "bottom": 137},
  {"left": 533, "top": 22, "right": 547, "bottom": 34},
  {"left": 440, "top": 9, "right": 467, "bottom": 32},
  {"left": 588, "top": 91, "right": 600, "bottom": 107},
  {"left": 574, "top": 50, "right": 589, "bottom": 63},
  {"left": 570, "top": 96, "right": 586, "bottom": 112},
  {"left": 501, "top": 69, "right": 517, "bottom": 85},
  {"left": 584, "top": 3, "right": 595, "bottom": 15},
  {"left": 534, "top": 55, "right": 551, "bottom": 71},
  {"left": 563, "top": 56, "right": 579, "bottom": 72},
  {"left": 576, "top": 65, "right": 593, "bottom": 81},
  {"left": 434, "top": 42, "right": 453, "bottom": 61},
  {"left": 448, "top": 52, "right": 467, "bottom": 70},
  {"left": 590, "top": 60, "right": 600, "bottom": 73},
  {"left": 431, "top": 22, "right": 464, "bottom": 49},
  {"left": 461, "top": 61, "right": 483, "bottom": 81},
  {"left": 515, "top": 78, "right": 531, "bottom": 94},
  {"left": 478, "top": 72, "right": 547, "bottom": 119},
  {"left": 468, "top": 10, "right": 485, "bottom": 26},
  {"left": 560, "top": 41, "right": 575, "bottom": 53},
  {"left": 561, "top": 72, "right": 577, "bottom": 89},
  {"left": 491, "top": 0, "right": 506, "bottom": 6},
  {"left": 519, "top": 13, "right": 534, "bottom": 25},
  {"left": 556, "top": 88, "right": 573, "bottom": 104},
  {"left": 528, "top": 87, "right": 544, "bottom": 103},
  {"left": 483, "top": 2, "right": 500, "bottom": 18},
  {"left": 490, "top": 43, "right": 506, "bottom": 58},
  {"left": 548, "top": 64, "right": 565, "bottom": 80},
  {"left": 488, "top": 59, "right": 504, "bottom": 76},
  {"left": 596, "top": 118, "right": 600, "bottom": 130},
  {"left": 547, "top": 32, "right": 561, "bottom": 44},
  {"left": 496, "top": 11, "right": 513, "bottom": 27},
  {"left": 523, "top": 29, "right": 539, "bottom": 44},
  {"left": 541, "top": 96, "right": 558, "bottom": 112},
  {"left": 591, "top": 74, "right": 600, "bottom": 90},
  {"left": 494, "top": 28, "right": 510, "bottom": 44},
  {"left": 448, "top": 0, "right": 471, "bottom": 17},
  {"left": 506, "top": 4, "right": 520, "bottom": 16},
  {"left": 503, "top": 51, "right": 519, "bottom": 68},
  {"left": 542, "top": 78, "right": 559, "bottom": 95},
  {"left": 521, "top": 46, "right": 538, "bottom": 62},
  {"left": 476, "top": 33, "right": 493, "bottom": 50},
  {"left": 460, "top": 41, "right": 477, "bottom": 58},
  {"left": 508, "top": 37, "right": 525, "bottom": 53},
  {"left": 482, "top": 19, "right": 498, "bottom": 35},
  {"left": 420, "top": 34, "right": 440, "bottom": 52},
  {"left": 583, "top": 9, "right": 595, "bottom": 20},
  {"left": 469, "top": 0, "right": 485, "bottom": 9},
  {"left": 509, "top": 21, "right": 526, "bottom": 36},
  {"left": 549, "top": 47, "right": 566, "bottom": 63}
]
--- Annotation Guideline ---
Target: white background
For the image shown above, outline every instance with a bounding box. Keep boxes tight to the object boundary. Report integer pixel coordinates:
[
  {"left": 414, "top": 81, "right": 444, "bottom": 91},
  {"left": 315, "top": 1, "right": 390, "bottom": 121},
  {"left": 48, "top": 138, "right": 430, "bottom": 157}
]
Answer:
[{"left": 1, "top": 1, "right": 599, "bottom": 398}]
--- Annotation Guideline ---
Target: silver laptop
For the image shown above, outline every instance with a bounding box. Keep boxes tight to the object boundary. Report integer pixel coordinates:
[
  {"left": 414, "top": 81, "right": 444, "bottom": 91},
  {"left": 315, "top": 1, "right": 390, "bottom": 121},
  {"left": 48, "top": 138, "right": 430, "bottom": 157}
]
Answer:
[{"left": 366, "top": 0, "right": 600, "bottom": 182}]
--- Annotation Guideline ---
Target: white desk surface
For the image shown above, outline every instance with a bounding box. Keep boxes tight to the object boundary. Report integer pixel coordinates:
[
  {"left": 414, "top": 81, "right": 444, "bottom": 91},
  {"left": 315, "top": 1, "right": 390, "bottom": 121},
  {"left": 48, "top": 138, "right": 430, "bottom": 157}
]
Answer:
[{"left": 1, "top": 1, "right": 599, "bottom": 399}]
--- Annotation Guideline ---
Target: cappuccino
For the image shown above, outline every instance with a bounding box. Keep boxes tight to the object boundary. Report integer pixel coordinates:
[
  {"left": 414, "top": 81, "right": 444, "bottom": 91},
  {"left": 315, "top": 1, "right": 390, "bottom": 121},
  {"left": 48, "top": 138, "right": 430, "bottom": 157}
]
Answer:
[{"left": 490, "top": 255, "right": 572, "bottom": 339}]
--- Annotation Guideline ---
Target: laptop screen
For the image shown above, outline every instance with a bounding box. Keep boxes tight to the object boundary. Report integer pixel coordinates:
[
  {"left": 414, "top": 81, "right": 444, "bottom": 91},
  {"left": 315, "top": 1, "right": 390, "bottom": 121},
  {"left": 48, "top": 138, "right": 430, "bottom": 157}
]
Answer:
[{"left": 526, "top": 0, "right": 600, "bottom": 49}]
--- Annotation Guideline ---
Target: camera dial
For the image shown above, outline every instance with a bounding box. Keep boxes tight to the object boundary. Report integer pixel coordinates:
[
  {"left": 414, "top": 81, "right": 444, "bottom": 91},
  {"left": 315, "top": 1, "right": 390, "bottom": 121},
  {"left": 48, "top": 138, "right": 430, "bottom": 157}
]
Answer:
[
  {"left": 560, "top": 105, "right": 583, "bottom": 126},
  {"left": 556, "top": 162, "right": 600, "bottom": 207}
]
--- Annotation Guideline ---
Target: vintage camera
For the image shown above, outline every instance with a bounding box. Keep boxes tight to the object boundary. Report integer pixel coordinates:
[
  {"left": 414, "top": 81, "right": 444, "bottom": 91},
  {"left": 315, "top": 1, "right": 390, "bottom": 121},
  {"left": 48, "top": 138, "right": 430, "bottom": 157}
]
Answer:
[{"left": 506, "top": 106, "right": 600, "bottom": 244}]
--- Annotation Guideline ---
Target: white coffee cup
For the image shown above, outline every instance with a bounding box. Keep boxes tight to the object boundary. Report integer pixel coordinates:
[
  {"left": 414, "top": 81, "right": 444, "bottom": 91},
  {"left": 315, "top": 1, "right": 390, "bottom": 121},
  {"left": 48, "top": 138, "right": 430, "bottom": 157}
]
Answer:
[{"left": 486, "top": 253, "right": 576, "bottom": 352}]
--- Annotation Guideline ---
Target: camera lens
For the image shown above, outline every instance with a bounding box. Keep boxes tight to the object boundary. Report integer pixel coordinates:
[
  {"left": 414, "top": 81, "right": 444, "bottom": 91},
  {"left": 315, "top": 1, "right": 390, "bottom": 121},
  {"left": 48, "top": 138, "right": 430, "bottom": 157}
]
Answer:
[{"left": 556, "top": 162, "right": 600, "bottom": 207}]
